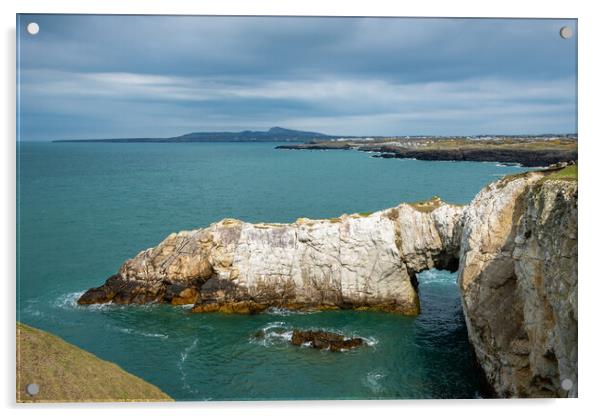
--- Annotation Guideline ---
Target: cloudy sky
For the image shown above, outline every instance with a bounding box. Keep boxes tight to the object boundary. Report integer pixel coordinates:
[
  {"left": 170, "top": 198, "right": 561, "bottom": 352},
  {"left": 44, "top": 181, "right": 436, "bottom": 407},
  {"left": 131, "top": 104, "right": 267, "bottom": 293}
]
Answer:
[{"left": 18, "top": 15, "right": 577, "bottom": 140}]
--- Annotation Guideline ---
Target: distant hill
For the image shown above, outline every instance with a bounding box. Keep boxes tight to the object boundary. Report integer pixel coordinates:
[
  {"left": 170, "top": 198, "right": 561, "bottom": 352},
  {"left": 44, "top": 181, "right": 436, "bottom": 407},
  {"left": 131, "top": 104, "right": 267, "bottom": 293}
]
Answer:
[{"left": 52, "top": 127, "right": 336, "bottom": 143}]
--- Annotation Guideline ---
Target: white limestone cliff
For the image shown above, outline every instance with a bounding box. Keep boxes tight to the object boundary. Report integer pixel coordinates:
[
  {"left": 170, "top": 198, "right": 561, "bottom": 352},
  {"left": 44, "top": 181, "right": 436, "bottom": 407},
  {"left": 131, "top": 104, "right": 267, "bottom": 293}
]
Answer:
[
  {"left": 458, "top": 171, "right": 577, "bottom": 397},
  {"left": 79, "top": 198, "right": 464, "bottom": 315}
]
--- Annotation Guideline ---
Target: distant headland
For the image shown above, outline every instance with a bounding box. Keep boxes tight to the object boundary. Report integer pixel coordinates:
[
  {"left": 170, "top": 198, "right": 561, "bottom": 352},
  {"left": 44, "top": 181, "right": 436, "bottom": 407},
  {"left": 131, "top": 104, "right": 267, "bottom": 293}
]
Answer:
[
  {"left": 51, "top": 127, "right": 334, "bottom": 143},
  {"left": 276, "top": 134, "right": 577, "bottom": 167},
  {"left": 52, "top": 128, "right": 577, "bottom": 167}
]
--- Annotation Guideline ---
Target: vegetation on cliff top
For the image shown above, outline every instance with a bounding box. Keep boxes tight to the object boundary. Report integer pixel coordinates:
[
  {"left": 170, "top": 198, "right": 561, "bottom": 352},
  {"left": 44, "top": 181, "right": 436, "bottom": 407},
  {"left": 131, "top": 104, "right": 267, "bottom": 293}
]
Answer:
[
  {"left": 545, "top": 164, "right": 578, "bottom": 181},
  {"left": 281, "top": 136, "right": 577, "bottom": 152},
  {"left": 278, "top": 136, "right": 577, "bottom": 167},
  {"left": 405, "top": 137, "right": 576, "bottom": 151},
  {"left": 409, "top": 196, "right": 443, "bottom": 213},
  {"left": 16, "top": 322, "right": 172, "bottom": 403}
]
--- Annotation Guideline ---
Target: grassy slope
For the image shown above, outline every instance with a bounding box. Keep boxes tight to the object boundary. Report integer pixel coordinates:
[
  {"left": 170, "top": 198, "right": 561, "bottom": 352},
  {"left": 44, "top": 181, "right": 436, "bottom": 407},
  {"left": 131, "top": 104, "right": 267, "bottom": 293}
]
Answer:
[
  {"left": 417, "top": 138, "right": 577, "bottom": 151},
  {"left": 545, "top": 164, "right": 578, "bottom": 181},
  {"left": 16, "top": 322, "right": 173, "bottom": 403},
  {"left": 324, "top": 137, "right": 577, "bottom": 152}
]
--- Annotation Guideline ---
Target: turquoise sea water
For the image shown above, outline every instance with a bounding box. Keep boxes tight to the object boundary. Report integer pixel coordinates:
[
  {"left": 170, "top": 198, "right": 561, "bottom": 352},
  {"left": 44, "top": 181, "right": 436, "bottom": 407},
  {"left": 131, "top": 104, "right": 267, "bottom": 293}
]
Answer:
[{"left": 17, "top": 142, "right": 530, "bottom": 400}]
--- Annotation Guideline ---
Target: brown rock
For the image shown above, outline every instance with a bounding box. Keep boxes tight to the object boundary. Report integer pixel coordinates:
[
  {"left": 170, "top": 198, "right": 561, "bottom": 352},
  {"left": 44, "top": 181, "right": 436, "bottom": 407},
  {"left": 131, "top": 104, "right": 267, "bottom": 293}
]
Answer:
[
  {"left": 291, "top": 330, "right": 364, "bottom": 352},
  {"left": 170, "top": 287, "right": 199, "bottom": 305},
  {"left": 77, "top": 275, "right": 122, "bottom": 305},
  {"left": 190, "top": 300, "right": 267, "bottom": 314}
]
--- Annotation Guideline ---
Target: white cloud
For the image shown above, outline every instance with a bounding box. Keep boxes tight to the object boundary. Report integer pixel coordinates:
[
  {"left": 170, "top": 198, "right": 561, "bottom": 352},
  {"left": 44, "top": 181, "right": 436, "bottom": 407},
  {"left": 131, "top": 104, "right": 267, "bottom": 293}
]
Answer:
[{"left": 23, "top": 69, "right": 574, "bottom": 106}]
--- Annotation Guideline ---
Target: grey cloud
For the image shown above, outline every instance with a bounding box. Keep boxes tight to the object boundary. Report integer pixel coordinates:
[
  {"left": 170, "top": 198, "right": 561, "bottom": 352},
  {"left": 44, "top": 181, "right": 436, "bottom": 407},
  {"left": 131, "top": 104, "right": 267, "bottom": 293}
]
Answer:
[{"left": 17, "top": 15, "right": 577, "bottom": 139}]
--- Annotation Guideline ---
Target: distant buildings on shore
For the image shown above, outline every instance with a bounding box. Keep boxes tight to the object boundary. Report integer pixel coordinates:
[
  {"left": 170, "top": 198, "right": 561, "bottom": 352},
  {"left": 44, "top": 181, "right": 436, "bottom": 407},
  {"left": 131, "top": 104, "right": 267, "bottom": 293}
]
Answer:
[{"left": 326, "top": 133, "right": 577, "bottom": 143}]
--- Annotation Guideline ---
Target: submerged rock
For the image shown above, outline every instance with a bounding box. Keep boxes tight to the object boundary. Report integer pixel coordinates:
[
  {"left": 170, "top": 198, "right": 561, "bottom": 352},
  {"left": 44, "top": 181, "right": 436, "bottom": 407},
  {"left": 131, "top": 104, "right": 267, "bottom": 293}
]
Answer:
[{"left": 290, "top": 330, "right": 364, "bottom": 352}]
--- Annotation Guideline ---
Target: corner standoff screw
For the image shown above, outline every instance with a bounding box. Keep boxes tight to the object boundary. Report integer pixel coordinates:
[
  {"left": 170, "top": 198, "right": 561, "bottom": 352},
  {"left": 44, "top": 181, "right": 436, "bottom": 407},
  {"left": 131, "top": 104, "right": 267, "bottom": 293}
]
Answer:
[{"left": 26, "top": 383, "right": 39, "bottom": 396}]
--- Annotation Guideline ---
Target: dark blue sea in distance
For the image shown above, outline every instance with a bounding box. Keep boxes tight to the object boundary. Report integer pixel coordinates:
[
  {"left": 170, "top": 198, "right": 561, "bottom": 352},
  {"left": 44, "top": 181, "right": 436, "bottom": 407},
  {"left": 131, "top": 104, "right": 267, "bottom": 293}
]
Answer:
[{"left": 17, "top": 142, "right": 531, "bottom": 400}]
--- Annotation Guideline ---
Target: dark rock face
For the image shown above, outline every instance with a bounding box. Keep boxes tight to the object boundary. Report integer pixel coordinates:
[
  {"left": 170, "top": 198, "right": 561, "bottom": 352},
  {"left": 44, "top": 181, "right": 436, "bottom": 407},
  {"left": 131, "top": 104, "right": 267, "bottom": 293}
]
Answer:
[
  {"left": 275, "top": 142, "right": 352, "bottom": 150},
  {"left": 191, "top": 300, "right": 268, "bottom": 314},
  {"left": 291, "top": 330, "right": 364, "bottom": 352},
  {"left": 367, "top": 147, "right": 577, "bottom": 167},
  {"left": 276, "top": 142, "right": 577, "bottom": 167},
  {"left": 77, "top": 275, "right": 165, "bottom": 305},
  {"left": 77, "top": 276, "right": 199, "bottom": 305},
  {"left": 163, "top": 284, "right": 200, "bottom": 305}
]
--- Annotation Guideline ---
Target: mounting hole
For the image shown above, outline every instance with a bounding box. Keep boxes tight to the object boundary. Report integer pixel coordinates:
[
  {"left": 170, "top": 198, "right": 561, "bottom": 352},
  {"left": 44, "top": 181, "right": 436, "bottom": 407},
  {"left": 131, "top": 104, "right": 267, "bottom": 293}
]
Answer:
[
  {"left": 27, "top": 22, "right": 40, "bottom": 35},
  {"left": 559, "top": 26, "right": 573, "bottom": 39},
  {"left": 561, "top": 378, "right": 573, "bottom": 391},
  {"left": 26, "top": 383, "right": 39, "bottom": 396}
]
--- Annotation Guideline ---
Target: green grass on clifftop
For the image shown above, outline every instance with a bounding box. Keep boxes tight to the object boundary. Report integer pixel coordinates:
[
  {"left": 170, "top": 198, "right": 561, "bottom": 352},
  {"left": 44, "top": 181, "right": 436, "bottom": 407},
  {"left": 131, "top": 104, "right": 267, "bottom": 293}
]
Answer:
[
  {"left": 16, "top": 322, "right": 173, "bottom": 403},
  {"left": 545, "top": 164, "right": 578, "bottom": 181},
  {"left": 409, "top": 196, "right": 443, "bottom": 213}
]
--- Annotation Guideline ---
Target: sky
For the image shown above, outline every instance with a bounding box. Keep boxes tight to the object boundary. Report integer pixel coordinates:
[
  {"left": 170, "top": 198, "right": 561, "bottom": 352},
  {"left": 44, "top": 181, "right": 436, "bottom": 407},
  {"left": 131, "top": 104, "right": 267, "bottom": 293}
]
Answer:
[{"left": 17, "top": 15, "right": 577, "bottom": 140}]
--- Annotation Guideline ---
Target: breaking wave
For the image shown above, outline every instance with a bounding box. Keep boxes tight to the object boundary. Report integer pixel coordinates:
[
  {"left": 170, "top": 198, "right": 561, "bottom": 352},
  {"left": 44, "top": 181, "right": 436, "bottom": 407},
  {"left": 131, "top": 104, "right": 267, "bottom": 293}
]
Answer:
[
  {"left": 21, "top": 299, "right": 43, "bottom": 318},
  {"left": 53, "top": 291, "right": 86, "bottom": 310},
  {"left": 54, "top": 291, "right": 124, "bottom": 311},
  {"left": 417, "top": 269, "right": 457, "bottom": 286},
  {"left": 250, "top": 321, "right": 294, "bottom": 347},
  {"left": 266, "top": 307, "right": 315, "bottom": 316},
  {"left": 364, "top": 371, "right": 386, "bottom": 393},
  {"left": 53, "top": 291, "right": 163, "bottom": 312},
  {"left": 115, "top": 326, "right": 169, "bottom": 339},
  {"left": 362, "top": 336, "right": 379, "bottom": 347},
  {"left": 178, "top": 337, "right": 200, "bottom": 395}
]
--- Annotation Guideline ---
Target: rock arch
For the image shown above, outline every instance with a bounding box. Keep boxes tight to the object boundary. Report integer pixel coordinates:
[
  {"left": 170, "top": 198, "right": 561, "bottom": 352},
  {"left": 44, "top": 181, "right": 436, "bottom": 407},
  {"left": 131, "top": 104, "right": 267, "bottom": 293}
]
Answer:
[
  {"left": 77, "top": 168, "right": 578, "bottom": 398},
  {"left": 78, "top": 197, "right": 465, "bottom": 315}
]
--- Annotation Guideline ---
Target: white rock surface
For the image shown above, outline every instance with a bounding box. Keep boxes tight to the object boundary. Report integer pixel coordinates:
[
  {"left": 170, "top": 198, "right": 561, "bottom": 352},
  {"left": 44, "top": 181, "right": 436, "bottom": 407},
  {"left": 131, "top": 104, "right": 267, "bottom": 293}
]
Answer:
[
  {"left": 457, "top": 171, "right": 578, "bottom": 397},
  {"left": 79, "top": 200, "right": 464, "bottom": 314}
]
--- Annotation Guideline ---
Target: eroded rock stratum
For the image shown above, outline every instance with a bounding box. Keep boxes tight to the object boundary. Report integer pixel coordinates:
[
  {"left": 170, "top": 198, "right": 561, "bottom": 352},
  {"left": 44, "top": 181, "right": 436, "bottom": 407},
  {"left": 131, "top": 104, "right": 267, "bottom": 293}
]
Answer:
[
  {"left": 79, "top": 197, "right": 464, "bottom": 314},
  {"left": 78, "top": 167, "right": 577, "bottom": 398},
  {"left": 458, "top": 171, "right": 577, "bottom": 398}
]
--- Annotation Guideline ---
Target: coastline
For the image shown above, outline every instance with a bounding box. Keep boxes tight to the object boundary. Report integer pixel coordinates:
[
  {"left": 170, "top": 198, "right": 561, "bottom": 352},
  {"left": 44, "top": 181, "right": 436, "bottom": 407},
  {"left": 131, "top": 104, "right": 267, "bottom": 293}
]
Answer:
[
  {"left": 276, "top": 141, "right": 577, "bottom": 168},
  {"left": 75, "top": 165, "right": 577, "bottom": 398}
]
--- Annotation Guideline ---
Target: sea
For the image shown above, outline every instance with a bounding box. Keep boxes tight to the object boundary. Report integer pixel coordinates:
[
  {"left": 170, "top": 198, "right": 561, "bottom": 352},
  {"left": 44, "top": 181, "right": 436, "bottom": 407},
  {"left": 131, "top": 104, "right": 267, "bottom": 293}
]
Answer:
[{"left": 16, "top": 142, "right": 531, "bottom": 400}]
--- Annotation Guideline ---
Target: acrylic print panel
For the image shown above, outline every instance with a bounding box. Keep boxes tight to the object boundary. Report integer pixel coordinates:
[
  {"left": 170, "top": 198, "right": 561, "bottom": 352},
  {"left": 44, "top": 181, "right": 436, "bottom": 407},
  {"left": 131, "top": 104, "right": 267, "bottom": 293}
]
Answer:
[{"left": 16, "top": 14, "right": 577, "bottom": 402}]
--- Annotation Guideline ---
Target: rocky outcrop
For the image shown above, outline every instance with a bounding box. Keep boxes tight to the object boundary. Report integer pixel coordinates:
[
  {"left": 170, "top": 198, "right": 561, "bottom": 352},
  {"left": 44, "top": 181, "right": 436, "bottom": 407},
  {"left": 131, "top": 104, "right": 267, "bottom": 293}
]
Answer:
[
  {"left": 277, "top": 143, "right": 577, "bottom": 167},
  {"left": 458, "top": 170, "right": 577, "bottom": 397},
  {"left": 78, "top": 166, "right": 577, "bottom": 398},
  {"left": 367, "top": 146, "right": 577, "bottom": 168},
  {"left": 290, "top": 330, "right": 364, "bottom": 352},
  {"left": 78, "top": 199, "right": 465, "bottom": 315}
]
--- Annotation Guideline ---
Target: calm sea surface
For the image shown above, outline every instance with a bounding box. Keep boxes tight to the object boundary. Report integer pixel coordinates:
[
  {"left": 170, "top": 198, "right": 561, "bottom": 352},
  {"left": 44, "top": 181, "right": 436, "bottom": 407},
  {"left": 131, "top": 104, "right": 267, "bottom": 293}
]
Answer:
[{"left": 17, "top": 142, "right": 530, "bottom": 400}]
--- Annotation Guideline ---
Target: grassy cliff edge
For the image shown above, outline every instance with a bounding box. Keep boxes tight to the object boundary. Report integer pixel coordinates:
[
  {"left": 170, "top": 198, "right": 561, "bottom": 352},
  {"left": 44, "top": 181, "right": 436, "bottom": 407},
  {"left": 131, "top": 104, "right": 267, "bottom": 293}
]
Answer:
[{"left": 16, "top": 322, "right": 172, "bottom": 403}]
